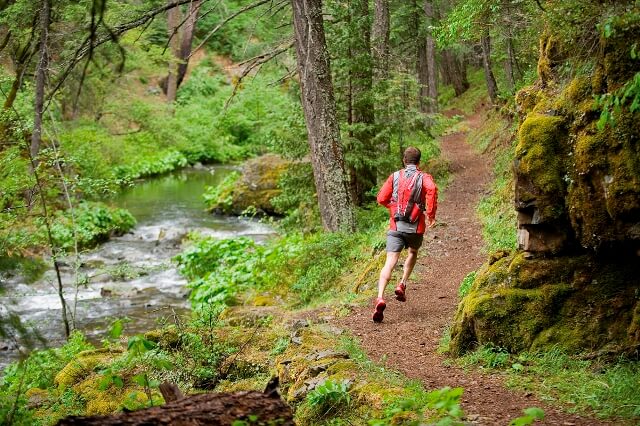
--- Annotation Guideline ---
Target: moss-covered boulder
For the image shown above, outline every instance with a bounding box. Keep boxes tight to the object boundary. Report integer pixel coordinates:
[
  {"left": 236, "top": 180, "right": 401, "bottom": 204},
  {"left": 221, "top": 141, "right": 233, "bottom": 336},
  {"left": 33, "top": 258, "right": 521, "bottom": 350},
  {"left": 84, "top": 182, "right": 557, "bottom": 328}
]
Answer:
[
  {"left": 450, "top": 252, "right": 640, "bottom": 355},
  {"left": 207, "top": 154, "right": 291, "bottom": 216}
]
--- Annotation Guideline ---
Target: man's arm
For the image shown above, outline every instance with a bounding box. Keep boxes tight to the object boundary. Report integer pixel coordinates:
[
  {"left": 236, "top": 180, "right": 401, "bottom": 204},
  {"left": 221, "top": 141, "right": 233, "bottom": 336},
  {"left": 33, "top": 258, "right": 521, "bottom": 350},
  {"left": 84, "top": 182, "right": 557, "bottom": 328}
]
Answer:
[
  {"left": 377, "top": 174, "right": 394, "bottom": 208},
  {"left": 423, "top": 174, "right": 438, "bottom": 227}
]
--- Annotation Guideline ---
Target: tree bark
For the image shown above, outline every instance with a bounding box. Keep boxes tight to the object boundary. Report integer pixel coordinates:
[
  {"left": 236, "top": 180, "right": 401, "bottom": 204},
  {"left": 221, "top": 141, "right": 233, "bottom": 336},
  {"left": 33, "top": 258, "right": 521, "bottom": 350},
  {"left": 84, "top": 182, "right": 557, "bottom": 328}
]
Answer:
[
  {"left": 166, "top": 1, "right": 182, "bottom": 102},
  {"left": 31, "top": 0, "right": 51, "bottom": 160},
  {"left": 57, "top": 390, "right": 294, "bottom": 426},
  {"left": 348, "top": 0, "right": 376, "bottom": 205},
  {"left": 416, "top": 0, "right": 437, "bottom": 113},
  {"left": 291, "top": 0, "right": 356, "bottom": 232},
  {"left": 176, "top": 0, "right": 202, "bottom": 87},
  {"left": 372, "top": 0, "right": 389, "bottom": 79},
  {"left": 424, "top": 0, "right": 437, "bottom": 112},
  {"left": 371, "top": 0, "right": 390, "bottom": 158},
  {"left": 481, "top": 31, "right": 499, "bottom": 105}
]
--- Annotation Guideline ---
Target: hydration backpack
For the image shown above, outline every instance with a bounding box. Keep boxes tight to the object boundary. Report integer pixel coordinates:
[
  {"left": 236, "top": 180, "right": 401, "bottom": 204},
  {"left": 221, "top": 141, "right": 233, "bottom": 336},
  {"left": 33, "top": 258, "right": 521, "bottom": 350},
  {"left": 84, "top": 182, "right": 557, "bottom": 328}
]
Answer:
[{"left": 392, "top": 169, "right": 425, "bottom": 223}]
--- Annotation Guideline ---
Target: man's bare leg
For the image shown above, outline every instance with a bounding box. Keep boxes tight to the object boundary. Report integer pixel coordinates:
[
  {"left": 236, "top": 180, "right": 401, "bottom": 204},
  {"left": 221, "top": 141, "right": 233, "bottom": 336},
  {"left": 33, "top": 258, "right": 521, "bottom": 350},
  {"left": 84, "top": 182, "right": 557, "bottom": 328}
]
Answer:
[
  {"left": 377, "top": 251, "right": 401, "bottom": 299},
  {"left": 400, "top": 247, "right": 419, "bottom": 285}
]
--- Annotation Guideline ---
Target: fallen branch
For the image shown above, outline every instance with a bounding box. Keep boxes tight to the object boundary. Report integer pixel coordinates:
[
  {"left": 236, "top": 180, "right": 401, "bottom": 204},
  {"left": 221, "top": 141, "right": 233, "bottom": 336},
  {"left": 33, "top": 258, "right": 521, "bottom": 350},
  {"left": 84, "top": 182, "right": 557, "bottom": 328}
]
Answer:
[{"left": 56, "top": 389, "right": 294, "bottom": 425}]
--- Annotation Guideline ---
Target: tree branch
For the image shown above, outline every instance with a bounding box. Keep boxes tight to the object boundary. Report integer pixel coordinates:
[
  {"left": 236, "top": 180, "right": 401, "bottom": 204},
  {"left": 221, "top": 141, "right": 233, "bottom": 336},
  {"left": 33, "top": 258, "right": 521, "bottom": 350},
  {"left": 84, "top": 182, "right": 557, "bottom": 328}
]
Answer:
[
  {"left": 45, "top": 0, "right": 205, "bottom": 110},
  {"left": 225, "top": 40, "right": 293, "bottom": 108},
  {"left": 188, "top": 0, "right": 272, "bottom": 59}
]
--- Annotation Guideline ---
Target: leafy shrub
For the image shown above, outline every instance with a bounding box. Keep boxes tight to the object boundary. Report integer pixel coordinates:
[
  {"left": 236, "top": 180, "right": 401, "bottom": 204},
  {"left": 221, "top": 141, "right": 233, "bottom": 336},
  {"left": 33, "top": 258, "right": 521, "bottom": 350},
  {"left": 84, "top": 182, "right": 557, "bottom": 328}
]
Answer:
[
  {"left": 203, "top": 172, "right": 240, "bottom": 214},
  {"left": 510, "top": 407, "right": 545, "bottom": 426},
  {"left": 175, "top": 236, "right": 260, "bottom": 309},
  {"left": 306, "top": 379, "right": 352, "bottom": 419},
  {"left": 176, "top": 227, "right": 377, "bottom": 310},
  {"left": 0, "top": 332, "right": 94, "bottom": 424},
  {"left": 50, "top": 202, "right": 136, "bottom": 250}
]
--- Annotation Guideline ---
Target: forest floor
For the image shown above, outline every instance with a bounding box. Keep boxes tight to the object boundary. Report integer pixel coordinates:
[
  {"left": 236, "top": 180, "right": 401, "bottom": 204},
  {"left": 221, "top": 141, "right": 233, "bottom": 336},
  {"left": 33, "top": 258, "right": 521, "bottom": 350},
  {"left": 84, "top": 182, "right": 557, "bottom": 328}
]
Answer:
[{"left": 336, "top": 111, "right": 611, "bottom": 426}]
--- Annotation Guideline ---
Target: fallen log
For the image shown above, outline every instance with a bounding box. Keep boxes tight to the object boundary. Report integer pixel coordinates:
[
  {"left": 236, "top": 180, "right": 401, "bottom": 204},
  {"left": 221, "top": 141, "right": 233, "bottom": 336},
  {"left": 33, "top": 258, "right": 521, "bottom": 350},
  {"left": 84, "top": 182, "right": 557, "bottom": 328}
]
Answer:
[{"left": 56, "top": 388, "right": 294, "bottom": 425}]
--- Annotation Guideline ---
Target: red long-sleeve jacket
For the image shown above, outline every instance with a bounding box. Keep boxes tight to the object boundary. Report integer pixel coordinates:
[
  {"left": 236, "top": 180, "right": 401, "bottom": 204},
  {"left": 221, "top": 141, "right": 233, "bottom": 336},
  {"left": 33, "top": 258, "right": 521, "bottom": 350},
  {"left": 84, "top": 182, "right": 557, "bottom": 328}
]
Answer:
[{"left": 377, "top": 167, "right": 438, "bottom": 234}]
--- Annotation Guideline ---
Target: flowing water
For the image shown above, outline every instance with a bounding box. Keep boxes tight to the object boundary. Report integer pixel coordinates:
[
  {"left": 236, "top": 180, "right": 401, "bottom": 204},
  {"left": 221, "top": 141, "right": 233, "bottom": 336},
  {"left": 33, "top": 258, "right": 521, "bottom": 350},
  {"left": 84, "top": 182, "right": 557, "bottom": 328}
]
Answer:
[{"left": 0, "top": 166, "right": 274, "bottom": 369}]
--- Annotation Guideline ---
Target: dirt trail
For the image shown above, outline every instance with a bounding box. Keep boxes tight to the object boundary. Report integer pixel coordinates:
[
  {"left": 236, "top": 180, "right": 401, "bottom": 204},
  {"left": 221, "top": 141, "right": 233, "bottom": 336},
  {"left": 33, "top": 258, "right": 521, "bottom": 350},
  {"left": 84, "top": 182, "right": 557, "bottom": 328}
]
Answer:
[{"left": 337, "top": 112, "right": 609, "bottom": 425}]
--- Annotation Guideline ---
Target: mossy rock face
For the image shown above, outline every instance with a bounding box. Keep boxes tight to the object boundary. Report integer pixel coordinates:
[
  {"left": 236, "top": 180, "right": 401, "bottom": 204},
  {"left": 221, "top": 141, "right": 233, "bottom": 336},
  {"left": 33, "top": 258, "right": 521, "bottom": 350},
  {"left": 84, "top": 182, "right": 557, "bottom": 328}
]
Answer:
[
  {"left": 593, "top": 13, "right": 640, "bottom": 94},
  {"left": 514, "top": 15, "right": 640, "bottom": 254},
  {"left": 226, "top": 154, "right": 291, "bottom": 216},
  {"left": 449, "top": 252, "right": 640, "bottom": 355}
]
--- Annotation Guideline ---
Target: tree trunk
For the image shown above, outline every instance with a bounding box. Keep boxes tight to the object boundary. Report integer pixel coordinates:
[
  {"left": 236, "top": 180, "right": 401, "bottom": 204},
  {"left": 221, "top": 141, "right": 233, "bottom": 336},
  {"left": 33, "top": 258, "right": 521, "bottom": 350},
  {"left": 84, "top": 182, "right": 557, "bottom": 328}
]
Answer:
[
  {"left": 31, "top": 0, "right": 50, "bottom": 160},
  {"left": 371, "top": 0, "right": 390, "bottom": 158},
  {"left": 348, "top": 0, "right": 375, "bottom": 205},
  {"left": 415, "top": 0, "right": 438, "bottom": 113},
  {"left": 481, "top": 32, "right": 499, "bottom": 105},
  {"left": 372, "top": 0, "right": 389, "bottom": 79},
  {"left": 504, "top": 31, "right": 519, "bottom": 93},
  {"left": 441, "top": 49, "right": 469, "bottom": 97},
  {"left": 291, "top": 0, "right": 356, "bottom": 232},
  {"left": 424, "top": 0, "right": 437, "bottom": 112},
  {"left": 166, "top": 1, "right": 182, "bottom": 102},
  {"left": 176, "top": 0, "right": 202, "bottom": 87}
]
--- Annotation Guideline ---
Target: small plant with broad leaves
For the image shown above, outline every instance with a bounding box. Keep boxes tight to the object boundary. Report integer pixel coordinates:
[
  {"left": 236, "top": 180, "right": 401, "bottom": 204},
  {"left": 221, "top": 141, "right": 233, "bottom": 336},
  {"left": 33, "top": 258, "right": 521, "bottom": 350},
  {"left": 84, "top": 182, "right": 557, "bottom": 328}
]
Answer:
[{"left": 306, "top": 379, "right": 352, "bottom": 420}]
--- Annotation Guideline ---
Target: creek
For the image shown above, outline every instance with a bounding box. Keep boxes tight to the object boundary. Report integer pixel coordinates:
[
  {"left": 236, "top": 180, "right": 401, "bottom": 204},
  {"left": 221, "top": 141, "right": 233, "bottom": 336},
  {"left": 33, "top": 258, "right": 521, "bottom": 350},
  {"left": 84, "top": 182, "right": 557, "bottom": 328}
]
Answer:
[{"left": 0, "top": 166, "right": 274, "bottom": 369}]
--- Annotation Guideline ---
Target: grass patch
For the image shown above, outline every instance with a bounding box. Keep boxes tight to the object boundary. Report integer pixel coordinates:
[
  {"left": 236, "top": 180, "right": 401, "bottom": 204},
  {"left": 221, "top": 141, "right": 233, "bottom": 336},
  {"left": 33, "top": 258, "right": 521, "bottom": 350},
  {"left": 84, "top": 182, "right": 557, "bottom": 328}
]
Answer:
[
  {"left": 467, "top": 111, "right": 518, "bottom": 253},
  {"left": 457, "top": 345, "right": 640, "bottom": 420}
]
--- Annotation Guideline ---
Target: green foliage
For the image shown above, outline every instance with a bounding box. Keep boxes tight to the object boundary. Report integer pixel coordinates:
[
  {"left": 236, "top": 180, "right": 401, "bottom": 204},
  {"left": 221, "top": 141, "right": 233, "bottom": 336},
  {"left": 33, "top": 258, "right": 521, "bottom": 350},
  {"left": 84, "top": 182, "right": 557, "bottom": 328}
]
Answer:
[
  {"left": 0, "top": 332, "right": 94, "bottom": 424},
  {"left": 460, "top": 344, "right": 510, "bottom": 369},
  {"left": 459, "top": 346, "right": 640, "bottom": 419},
  {"left": 203, "top": 171, "right": 240, "bottom": 214},
  {"left": 477, "top": 144, "right": 517, "bottom": 253},
  {"left": 176, "top": 223, "right": 381, "bottom": 310},
  {"left": 369, "top": 387, "right": 464, "bottom": 426},
  {"left": 458, "top": 271, "right": 476, "bottom": 299},
  {"left": 50, "top": 202, "right": 136, "bottom": 251},
  {"left": 306, "top": 379, "right": 352, "bottom": 419},
  {"left": 596, "top": 72, "right": 640, "bottom": 129},
  {"left": 510, "top": 407, "right": 545, "bottom": 426},
  {"left": 468, "top": 112, "right": 518, "bottom": 252},
  {"left": 175, "top": 236, "right": 259, "bottom": 309}
]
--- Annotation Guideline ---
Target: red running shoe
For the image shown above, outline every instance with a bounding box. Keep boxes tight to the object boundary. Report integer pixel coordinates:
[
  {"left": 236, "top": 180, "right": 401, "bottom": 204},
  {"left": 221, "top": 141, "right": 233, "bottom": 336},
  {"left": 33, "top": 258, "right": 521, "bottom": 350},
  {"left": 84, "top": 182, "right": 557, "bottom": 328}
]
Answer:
[
  {"left": 395, "top": 282, "right": 407, "bottom": 302},
  {"left": 372, "top": 297, "right": 386, "bottom": 323}
]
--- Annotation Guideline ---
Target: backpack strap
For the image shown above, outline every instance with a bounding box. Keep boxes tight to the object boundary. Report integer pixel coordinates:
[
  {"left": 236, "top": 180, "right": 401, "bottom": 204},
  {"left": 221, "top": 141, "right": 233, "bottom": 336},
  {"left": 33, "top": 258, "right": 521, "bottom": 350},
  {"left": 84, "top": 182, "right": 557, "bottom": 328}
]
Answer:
[
  {"left": 392, "top": 171, "right": 400, "bottom": 202},
  {"left": 411, "top": 172, "right": 425, "bottom": 210}
]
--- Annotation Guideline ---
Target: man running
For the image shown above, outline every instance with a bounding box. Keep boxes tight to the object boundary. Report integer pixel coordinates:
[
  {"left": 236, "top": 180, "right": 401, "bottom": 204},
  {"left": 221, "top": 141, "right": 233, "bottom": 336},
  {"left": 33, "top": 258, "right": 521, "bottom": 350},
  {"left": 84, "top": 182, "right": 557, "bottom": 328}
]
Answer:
[{"left": 373, "top": 146, "right": 438, "bottom": 322}]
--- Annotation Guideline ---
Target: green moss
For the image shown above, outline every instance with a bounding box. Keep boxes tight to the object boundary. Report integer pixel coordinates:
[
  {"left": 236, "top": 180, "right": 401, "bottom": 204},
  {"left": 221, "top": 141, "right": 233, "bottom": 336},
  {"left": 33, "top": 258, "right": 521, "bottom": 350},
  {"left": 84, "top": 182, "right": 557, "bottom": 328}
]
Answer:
[
  {"left": 73, "top": 376, "right": 157, "bottom": 416},
  {"left": 54, "top": 348, "right": 123, "bottom": 389},
  {"left": 450, "top": 252, "right": 640, "bottom": 356},
  {"left": 516, "top": 114, "right": 566, "bottom": 195}
]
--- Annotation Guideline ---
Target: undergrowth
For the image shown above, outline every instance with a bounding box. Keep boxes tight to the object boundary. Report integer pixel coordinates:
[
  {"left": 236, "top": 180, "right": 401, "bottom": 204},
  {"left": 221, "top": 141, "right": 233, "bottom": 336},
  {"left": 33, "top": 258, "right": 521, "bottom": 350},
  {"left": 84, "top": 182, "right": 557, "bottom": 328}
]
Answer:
[
  {"left": 467, "top": 111, "right": 518, "bottom": 253},
  {"left": 457, "top": 345, "right": 640, "bottom": 420}
]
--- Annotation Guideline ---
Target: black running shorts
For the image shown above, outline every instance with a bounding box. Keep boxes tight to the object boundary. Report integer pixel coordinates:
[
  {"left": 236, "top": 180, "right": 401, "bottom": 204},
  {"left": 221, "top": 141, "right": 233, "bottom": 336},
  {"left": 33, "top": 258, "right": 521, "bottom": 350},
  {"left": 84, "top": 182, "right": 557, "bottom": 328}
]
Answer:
[{"left": 386, "top": 230, "right": 424, "bottom": 252}]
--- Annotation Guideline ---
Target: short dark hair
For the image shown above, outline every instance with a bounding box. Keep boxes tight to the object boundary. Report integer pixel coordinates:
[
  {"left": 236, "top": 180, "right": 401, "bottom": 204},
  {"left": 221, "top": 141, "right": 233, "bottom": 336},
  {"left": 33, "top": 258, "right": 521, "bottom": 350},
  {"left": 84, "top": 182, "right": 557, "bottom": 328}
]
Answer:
[{"left": 403, "top": 146, "right": 421, "bottom": 165}]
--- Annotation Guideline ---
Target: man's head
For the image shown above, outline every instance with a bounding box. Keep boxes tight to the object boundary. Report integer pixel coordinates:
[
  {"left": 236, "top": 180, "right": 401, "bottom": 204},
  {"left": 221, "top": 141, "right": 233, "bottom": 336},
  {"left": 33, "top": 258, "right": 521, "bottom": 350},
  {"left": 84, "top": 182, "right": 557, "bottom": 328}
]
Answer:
[{"left": 403, "top": 146, "right": 421, "bottom": 166}]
